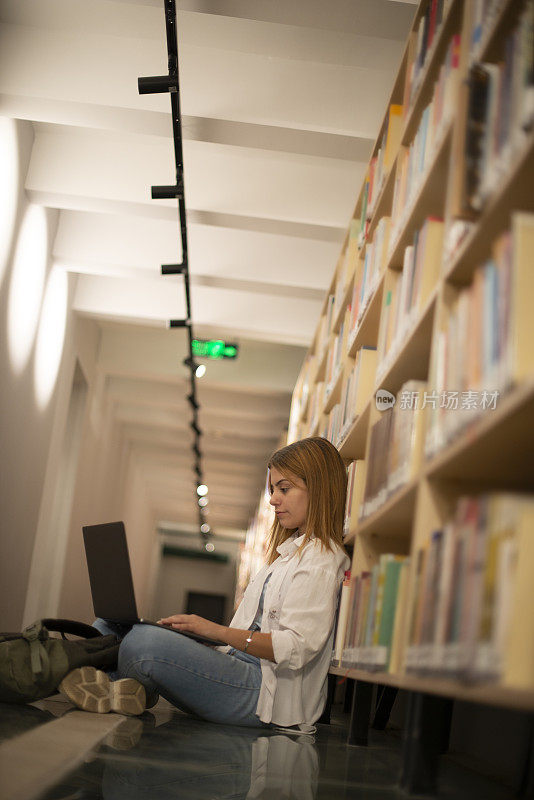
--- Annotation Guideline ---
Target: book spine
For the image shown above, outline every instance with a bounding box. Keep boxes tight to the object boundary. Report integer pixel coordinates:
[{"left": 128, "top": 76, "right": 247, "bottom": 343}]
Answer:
[{"left": 333, "top": 570, "right": 352, "bottom": 663}]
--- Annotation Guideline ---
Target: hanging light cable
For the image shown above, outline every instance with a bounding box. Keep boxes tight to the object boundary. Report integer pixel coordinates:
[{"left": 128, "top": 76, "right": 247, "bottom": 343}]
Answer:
[{"left": 138, "top": 0, "right": 211, "bottom": 544}]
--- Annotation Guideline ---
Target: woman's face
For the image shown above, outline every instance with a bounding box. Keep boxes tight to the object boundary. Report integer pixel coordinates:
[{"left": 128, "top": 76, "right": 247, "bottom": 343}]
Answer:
[{"left": 268, "top": 466, "right": 309, "bottom": 531}]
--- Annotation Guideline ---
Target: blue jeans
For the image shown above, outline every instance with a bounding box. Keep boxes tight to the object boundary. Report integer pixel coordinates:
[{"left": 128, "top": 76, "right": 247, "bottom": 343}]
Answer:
[{"left": 93, "top": 619, "right": 269, "bottom": 728}]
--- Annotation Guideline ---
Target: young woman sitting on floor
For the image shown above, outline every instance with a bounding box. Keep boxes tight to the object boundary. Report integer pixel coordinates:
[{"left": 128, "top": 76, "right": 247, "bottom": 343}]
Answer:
[{"left": 60, "top": 436, "right": 350, "bottom": 733}]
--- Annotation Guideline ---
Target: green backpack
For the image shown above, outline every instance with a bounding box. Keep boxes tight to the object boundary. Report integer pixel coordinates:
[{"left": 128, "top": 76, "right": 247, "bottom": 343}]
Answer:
[{"left": 0, "top": 618, "right": 120, "bottom": 704}]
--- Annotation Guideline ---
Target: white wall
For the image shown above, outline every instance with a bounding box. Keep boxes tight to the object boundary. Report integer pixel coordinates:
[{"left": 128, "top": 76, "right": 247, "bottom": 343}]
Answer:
[
  {"left": 0, "top": 118, "right": 66, "bottom": 629},
  {"left": 0, "top": 116, "right": 161, "bottom": 629}
]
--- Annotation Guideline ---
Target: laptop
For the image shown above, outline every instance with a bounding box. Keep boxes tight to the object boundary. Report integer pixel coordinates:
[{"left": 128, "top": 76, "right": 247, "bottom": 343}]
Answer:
[{"left": 82, "top": 521, "right": 225, "bottom": 646}]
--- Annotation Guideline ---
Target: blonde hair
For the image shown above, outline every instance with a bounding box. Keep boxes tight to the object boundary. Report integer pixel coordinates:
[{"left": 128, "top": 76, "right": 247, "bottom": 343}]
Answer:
[{"left": 266, "top": 436, "right": 347, "bottom": 565}]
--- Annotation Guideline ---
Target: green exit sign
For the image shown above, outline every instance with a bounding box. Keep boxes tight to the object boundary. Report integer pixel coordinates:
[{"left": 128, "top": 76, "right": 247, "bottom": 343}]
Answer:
[{"left": 192, "top": 339, "right": 239, "bottom": 360}]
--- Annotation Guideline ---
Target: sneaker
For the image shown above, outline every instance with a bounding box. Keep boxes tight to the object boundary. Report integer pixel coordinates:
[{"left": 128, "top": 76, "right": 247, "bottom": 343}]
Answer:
[{"left": 59, "top": 666, "right": 146, "bottom": 716}]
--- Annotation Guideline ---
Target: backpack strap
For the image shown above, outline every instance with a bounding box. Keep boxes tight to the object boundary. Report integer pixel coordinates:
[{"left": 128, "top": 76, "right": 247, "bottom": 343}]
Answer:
[
  {"left": 41, "top": 619, "right": 102, "bottom": 639},
  {"left": 22, "top": 621, "right": 50, "bottom": 680}
]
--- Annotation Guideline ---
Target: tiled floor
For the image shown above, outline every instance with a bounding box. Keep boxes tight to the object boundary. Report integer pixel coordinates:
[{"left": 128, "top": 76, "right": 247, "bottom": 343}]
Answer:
[{"left": 0, "top": 696, "right": 518, "bottom": 800}]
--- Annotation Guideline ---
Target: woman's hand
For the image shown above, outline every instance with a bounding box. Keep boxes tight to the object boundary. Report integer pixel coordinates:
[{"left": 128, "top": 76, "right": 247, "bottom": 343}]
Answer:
[{"left": 157, "top": 613, "right": 224, "bottom": 642}]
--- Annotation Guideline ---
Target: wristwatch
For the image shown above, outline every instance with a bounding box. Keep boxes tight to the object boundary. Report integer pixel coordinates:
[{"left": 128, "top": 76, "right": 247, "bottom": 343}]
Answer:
[{"left": 244, "top": 632, "right": 254, "bottom": 652}]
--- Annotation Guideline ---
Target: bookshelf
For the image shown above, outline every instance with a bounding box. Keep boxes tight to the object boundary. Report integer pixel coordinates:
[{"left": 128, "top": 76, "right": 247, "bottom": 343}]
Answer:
[{"left": 284, "top": 0, "right": 534, "bottom": 720}]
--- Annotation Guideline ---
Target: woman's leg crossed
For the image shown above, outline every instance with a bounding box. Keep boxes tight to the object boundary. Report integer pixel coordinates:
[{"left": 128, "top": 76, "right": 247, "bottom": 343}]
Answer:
[{"left": 118, "top": 624, "right": 267, "bottom": 728}]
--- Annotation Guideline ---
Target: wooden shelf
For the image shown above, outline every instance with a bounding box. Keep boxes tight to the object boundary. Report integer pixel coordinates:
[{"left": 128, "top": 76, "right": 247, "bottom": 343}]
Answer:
[
  {"left": 365, "top": 160, "right": 397, "bottom": 245},
  {"left": 477, "top": 0, "right": 524, "bottom": 63},
  {"left": 281, "top": 0, "right": 534, "bottom": 727},
  {"left": 347, "top": 275, "right": 384, "bottom": 358},
  {"left": 388, "top": 122, "right": 452, "bottom": 269},
  {"left": 357, "top": 478, "right": 419, "bottom": 540},
  {"left": 329, "top": 665, "right": 534, "bottom": 713},
  {"left": 425, "top": 378, "right": 534, "bottom": 491},
  {"left": 444, "top": 131, "right": 534, "bottom": 286},
  {"left": 338, "top": 400, "right": 371, "bottom": 461},
  {"left": 314, "top": 344, "right": 329, "bottom": 383},
  {"left": 323, "top": 366, "right": 344, "bottom": 414},
  {"left": 402, "top": 0, "right": 463, "bottom": 146},
  {"left": 299, "top": 393, "right": 310, "bottom": 424},
  {"left": 332, "top": 278, "right": 353, "bottom": 334},
  {"left": 375, "top": 290, "right": 437, "bottom": 397}
]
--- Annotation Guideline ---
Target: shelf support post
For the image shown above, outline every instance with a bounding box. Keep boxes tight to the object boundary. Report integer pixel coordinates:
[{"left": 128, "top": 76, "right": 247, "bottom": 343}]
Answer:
[
  {"left": 518, "top": 715, "right": 534, "bottom": 798},
  {"left": 348, "top": 679, "right": 373, "bottom": 746},
  {"left": 372, "top": 685, "right": 398, "bottom": 730},
  {"left": 343, "top": 677, "right": 355, "bottom": 714},
  {"left": 399, "top": 691, "right": 453, "bottom": 796}
]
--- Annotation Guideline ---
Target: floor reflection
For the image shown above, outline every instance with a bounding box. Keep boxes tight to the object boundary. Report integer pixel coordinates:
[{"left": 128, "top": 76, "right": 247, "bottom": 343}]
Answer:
[
  {"left": 42, "top": 707, "right": 319, "bottom": 800},
  {"left": 5, "top": 697, "right": 517, "bottom": 800}
]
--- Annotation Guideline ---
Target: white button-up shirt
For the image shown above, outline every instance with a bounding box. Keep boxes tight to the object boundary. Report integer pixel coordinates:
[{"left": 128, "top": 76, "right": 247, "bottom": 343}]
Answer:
[{"left": 224, "top": 533, "right": 350, "bottom": 730}]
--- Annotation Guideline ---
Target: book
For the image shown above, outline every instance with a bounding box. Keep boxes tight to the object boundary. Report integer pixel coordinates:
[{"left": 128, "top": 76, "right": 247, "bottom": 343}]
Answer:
[
  {"left": 432, "top": 521, "right": 457, "bottom": 669},
  {"left": 389, "top": 379, "right": 426, "bottom": 492},
  {"left": 407, "top": 546, "right": 428, "bottom": 661},
  {"left": 332, "top": 570, "right": 352, "bottom": 665},
  {"left": 411, "top": 217, "right": 444, "bottom": 311},
  {"left": 355, "top": 572, "right": 372, "bottom": 651},
  {"left": 371, "top": 555, "right": 393, "bottom": 647},
  {"left": 363, "top": 564, "right": 380, "bottom": 650},
  {"left": 378, "top": 556, "right": 405, "bottom": 669},
  {"left": 342, "top": 572, "right": 359, "bottom": 658},
  {"left": 389, "top": 557, "right": 411, "bottom": 674},
  {"left": 384, "top": 105, "right": 403, "bottom": 175},
  {"left": 463, "top": 63, "right": 490, "bottom": 213},
  {"left": 361, "top": 407, "right": 394, "bottom": 518},
  {"left": 343, "top": 460, "right": 364, "bottom": 538}
]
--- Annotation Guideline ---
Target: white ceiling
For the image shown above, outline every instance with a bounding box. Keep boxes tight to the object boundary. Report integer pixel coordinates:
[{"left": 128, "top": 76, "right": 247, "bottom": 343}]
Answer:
[{"left": 0, "top": 0, "right": 417, "bottom": 538}]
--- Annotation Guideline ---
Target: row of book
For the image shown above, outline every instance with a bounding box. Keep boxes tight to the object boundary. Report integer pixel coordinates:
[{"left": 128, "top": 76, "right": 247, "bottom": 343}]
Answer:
[
  {"left": 406, "top": 493, "right": 533, "bottom": 682},
  {"left": 306, "top": 33, "right": 462, "bottom": 411},
  {"left": 315, "top": 294, "right": 336, "bottom": 367},
  {"left": 334, "top": 347, "right": 377, "bottom": 446},
  {"left": 300, "top": 218, "right": 531, "bottom": 457},
  {"left": 335, "top": 222, "right": 358, "bottom": 319},
  {"left": 307, "top": 380, "right": 325, "bottom": 437},
  {"left": 377, "top": 217, "right": 444, "bottom": 381},
  {"left": 358, "top": 105, "right": 403, "bottom": 246},
  {"left": 303, "top": 215, "right": 445, "bottom": 433},
  {"left": 237, "top": 484, "right": 274, "bottom": 607},
  {"left": 287, "top": 351, "right": 318, "bottom": 442},
  {"left": 360, "top": 380, "right": 426, "bottom": 520},
  {"left": 334, "top": 492, "right": 533, "bottom": 683},
  {"left": 465, "top": 2, "right": 534, "bottom": 213},
  {"left": 469, "top": 0, "right": 510, "bottom": 63},
  {"left": 320, "top": 347, "right": 377, "bottom": 447},
  {"left": 325, "top": 317, "right": 347, "bottom": 394},
  {"left": 350, "top": 216, "right": 391, "bottom": 342},
  {"left": 287, "top": 360, "right": 309, "bottom": 444},
  {"left": 321, "top": 404, "right": 342, "bottom": 446},
  {"left": 333, "top": 554, "right": 409, "bottom": 672},
  {"left": 403, "top": 0, "right": 451, "bottom": 113},
  {"left": 426, "top": 213, "right": 533, "bottom": 458},
  {"left": 391, "top": 33, "right": 461, "bottom": 246}
]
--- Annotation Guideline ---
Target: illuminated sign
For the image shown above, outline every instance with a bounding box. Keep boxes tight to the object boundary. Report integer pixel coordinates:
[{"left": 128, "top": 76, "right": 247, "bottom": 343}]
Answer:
[{"left": 192, "top": 339, "right": 238, "bottom": 360}]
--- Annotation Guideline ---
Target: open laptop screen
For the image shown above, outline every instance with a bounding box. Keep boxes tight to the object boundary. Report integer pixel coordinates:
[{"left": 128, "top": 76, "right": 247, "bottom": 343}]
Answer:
[{"left": 83, "top": 521, "right": 139, "bottom": 623}]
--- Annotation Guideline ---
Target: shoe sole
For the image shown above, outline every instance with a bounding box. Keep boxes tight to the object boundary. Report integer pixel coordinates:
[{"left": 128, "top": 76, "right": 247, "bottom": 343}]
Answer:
[
  {"left": 59, "top": 667, "right": 146, "bottom": 716},
  {"left": 59, "top": 666, "right": 111, "bottom": 713},
  {"left": 110, "top": 678, "right": 146, "bottom": 716}
]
